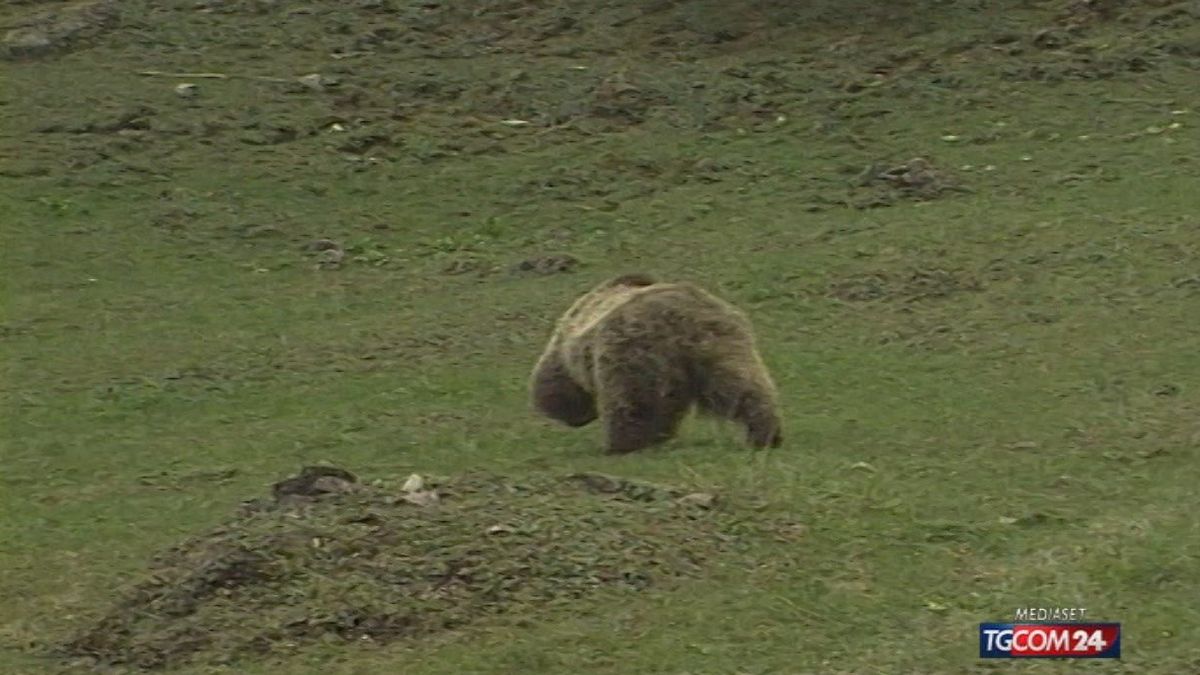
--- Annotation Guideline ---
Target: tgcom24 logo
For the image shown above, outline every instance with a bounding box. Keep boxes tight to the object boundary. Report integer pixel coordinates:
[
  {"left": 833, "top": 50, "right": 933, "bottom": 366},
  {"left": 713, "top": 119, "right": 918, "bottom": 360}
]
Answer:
[{"left": 979, "top": 607, "right": 1120, "bottom": 659}]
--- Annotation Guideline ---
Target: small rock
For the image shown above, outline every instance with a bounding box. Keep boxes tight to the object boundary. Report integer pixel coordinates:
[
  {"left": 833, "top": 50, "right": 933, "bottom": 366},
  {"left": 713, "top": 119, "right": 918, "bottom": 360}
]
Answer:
[
  {"left": 297, "top": 73, "right": 326, "bottom": 91},
  {"left": 303, "top": 239, "right": 345, "bottom": 270},
  {"left": 401, "top": 473, "right": 424, "bottom": 493},
  {"left": 316, "top": 248, "right": 345, "bottom": 269},
  {"left": 401, "top": 490, "right": 439, "bottom": 507},
  {"left": 174, "top": 83, "right": 199, "bottom": 98}
]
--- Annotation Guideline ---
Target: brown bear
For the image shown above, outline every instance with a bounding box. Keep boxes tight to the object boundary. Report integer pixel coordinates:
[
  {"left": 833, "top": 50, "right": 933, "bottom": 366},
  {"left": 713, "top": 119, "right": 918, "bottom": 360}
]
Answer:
[{"left": 530, "top": 273, "right": 783, "bottom": 453}]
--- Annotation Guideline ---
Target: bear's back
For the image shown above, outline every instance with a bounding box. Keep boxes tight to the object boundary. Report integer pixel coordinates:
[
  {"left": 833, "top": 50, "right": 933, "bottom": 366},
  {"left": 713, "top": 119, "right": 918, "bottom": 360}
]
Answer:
[
  {"left": 558, "top": 281, "right": 743, "bottom": 341},
  {"left": 557, "top": 283, "right": 659, "bottom": 341}
]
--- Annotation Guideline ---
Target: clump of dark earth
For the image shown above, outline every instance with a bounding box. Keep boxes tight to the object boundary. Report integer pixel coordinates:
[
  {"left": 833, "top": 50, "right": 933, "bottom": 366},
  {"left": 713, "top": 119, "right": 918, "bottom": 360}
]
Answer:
[
  {"left": 850, "top": 157, "right": 969, "bottom": 209},
  {"left": 513, "top": 253, "right": 580, "bottom": 275},
  {"left": 271, "top": 465, "right": 360, "bottom": 499},
  {"left": 58, "top": 467, "right": 793, "bottom": 670}
]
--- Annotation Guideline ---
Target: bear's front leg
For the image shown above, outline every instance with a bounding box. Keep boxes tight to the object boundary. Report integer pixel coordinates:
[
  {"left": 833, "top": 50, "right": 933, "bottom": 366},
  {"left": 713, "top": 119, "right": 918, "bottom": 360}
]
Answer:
[{"left": 742, "top": 403, "right": 783, "bottom": 449}]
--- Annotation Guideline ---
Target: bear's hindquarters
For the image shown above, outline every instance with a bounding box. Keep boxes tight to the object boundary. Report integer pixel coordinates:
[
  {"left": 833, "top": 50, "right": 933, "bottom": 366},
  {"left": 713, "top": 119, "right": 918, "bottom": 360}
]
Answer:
[{"left": 593, "top": 348, "right": 694, "bottom": 454}]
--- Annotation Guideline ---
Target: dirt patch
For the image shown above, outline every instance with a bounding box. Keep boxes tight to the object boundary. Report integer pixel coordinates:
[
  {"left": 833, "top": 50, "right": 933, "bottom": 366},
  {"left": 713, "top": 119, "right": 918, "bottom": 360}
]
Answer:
[
  {"left": 828, "top": 268, "right": 983, "bottom": 303},
  {"left": 56, "top": 466, "right": 795, "bottom": 671},
  {"left": 984, "top": 1, "right": 1198, "bottom": 81},
  {"left": 2, "top": 0, "right": 118, "bottom": 60},
  {"left": 848, "top": 157, "right": 970, "bottom": 209},
  {"left": 512, "top": 253, "right": 581, "bottom": 276}
]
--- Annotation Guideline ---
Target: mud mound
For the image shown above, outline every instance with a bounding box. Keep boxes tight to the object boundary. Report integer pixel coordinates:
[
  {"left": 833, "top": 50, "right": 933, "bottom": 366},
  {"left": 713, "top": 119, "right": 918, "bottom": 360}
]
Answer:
[{"left": 58, "top": 467, "right": 793, "bottom": 670}]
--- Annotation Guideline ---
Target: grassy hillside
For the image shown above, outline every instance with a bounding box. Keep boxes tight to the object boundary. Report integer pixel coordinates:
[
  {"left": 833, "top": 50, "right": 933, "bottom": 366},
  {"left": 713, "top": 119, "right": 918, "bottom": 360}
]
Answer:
[{"left": 2, "top": 0, "right": 1198, "bottom": 672}]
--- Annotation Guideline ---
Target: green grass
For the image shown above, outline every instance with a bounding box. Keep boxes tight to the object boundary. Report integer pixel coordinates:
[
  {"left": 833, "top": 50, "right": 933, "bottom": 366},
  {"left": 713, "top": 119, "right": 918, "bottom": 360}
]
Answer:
[{"left": 3, "top": 0, "right": 1199, "bottom": 672}]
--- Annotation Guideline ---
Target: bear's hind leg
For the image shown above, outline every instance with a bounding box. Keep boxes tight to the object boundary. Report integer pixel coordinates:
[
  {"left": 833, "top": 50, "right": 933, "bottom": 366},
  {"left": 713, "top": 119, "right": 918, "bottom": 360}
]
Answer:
[
  {"left": 696, "top": 359, "right": 782, "bottom": 449},
  {"left": 596, "top": 357, "right": 692, "bottom": 454}
]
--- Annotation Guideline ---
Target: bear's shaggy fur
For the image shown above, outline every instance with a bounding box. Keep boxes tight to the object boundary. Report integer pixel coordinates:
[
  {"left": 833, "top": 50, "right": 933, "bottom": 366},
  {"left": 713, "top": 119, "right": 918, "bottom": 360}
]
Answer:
[{"left": 530, "top": 273, "right": 783, "bottom": 453}]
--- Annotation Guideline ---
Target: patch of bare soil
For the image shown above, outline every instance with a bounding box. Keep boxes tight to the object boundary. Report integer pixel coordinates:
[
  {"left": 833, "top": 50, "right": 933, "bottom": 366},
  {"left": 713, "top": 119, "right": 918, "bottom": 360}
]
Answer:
[
  {"left": 848, "top": 157, "right": 970, "bottom": 209},
  {"left": 512, "top": 253, "right": 581, "bottom": 275},
  {"left": 828, "top": 267, "right": 983, "bottom": 303},
  {"left": 56, "top": 466, "right": 798, "bottom": 671},
  {"left": 2, "top": 0, "right": 118, "bottom": 60}
]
